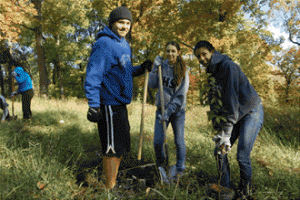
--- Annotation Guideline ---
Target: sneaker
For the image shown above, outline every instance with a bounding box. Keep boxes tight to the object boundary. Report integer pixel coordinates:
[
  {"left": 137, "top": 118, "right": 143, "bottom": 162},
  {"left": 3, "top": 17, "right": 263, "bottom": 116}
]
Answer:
[
  {"left": 235, "top": 182, "right": 256, "bottom": 200},
  {"left": 219, "top": 187, "right": 235, "bottom": 200},
  {"left": 234, "top": 189, "right": 256, "bottom": 200},
  {"left": 168, "top": 165, "right": 184, "bottom": 184},
  {"left": 158, "top": 166, "right": 170, "bottom": 185}
]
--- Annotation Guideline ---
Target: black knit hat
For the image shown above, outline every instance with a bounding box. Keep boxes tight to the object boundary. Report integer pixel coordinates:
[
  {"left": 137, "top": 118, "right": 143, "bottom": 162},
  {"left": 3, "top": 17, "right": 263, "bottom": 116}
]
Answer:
[{"left": 109, "top": 6, "right": 132, "bottom": 28}]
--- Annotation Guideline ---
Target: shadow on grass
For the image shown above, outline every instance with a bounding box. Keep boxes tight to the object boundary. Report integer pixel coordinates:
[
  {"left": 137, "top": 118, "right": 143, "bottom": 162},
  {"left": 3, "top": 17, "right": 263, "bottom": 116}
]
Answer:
[
  {"left": 263, "top": 106, "right": 300, "bottom": 150},
  {"left": 252, "top": 161, "right": 300, "bottom": 199},
  {"left": 2, "top": 109, "right": 160, "bottom": 194}
]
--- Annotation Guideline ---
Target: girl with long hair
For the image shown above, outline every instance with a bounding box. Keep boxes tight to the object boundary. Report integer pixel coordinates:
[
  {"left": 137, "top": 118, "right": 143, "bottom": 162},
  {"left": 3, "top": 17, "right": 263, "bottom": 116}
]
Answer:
[{"left": 148, "top": 41, "right": 189, "bottom": 184}]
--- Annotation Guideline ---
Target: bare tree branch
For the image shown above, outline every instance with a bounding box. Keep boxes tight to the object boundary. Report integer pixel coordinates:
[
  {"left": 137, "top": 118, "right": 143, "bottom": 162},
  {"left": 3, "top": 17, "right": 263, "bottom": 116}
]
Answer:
[
  {"left": 135, "top": 1, "right": 144, "bottom": 23},
  {"left": 20, "top": 24, "right": 36, "bottom": 32},
  {"left": 180, "top": 42, "right": 193, "bottom": 50},
  {"left": 289, "top": 32, "right": 300, "bottom": 46}
]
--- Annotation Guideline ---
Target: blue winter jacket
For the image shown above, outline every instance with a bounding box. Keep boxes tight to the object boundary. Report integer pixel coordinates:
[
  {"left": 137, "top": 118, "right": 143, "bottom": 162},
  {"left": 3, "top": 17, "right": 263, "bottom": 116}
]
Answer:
[
  {"left": 13, "top": 67, "right": 33, "bottom": 93},
  {"left": 84, "top": 26, "right": 144, "bottom": 107},
  {"left": 207, "top": 51, "right": 262, "bottom": 132}
]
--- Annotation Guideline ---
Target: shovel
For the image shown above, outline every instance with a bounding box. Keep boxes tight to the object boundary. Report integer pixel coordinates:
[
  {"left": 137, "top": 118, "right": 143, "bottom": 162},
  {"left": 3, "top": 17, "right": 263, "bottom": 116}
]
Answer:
[
  {"left": 137, "top": 70, "right": 149, "bottom": 161},
  {"left": 157, "top": 64, "right": 169, "bottom": 169},
  {"left": 10, "top": 76, "right": 17, "bottom": 120}
]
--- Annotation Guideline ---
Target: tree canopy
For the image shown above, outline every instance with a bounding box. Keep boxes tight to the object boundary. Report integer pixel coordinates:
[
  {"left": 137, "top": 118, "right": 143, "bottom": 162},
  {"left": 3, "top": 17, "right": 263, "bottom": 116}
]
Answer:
[{"left": 1, "top": 0, "right": 298, "bottom": 104}]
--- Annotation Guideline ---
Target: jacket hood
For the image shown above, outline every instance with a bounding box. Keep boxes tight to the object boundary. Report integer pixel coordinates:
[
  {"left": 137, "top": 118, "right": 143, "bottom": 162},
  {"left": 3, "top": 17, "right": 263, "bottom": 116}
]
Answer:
[
  {"left": 95, "top": 25, "right": 121, "bottom": 41},
  {"left": 207, "top": 51, "right": 232, "bottom": 74},
  {"left": 14, "top": 66, "right": 24, "bottom": 74}
]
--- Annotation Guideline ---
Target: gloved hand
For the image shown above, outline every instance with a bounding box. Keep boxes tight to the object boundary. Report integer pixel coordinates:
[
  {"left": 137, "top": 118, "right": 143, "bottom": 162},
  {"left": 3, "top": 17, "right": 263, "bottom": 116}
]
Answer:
[
  {"left": 212, "top": 126, "right": 233, "bottom": 154},
  {"left": 154, "top": 55, "right": 163, "bottom": 67},
  {"left": 11, "top": 71, "right": 17, "bottom": 77},
  {"left": 87, "top": 107, "right": 102, "bottom": 123},
  {"left": 141, "top": 60, "right": 153, "bottom": 72},
  {"left": 158, "top": 109, "right": 171, "bottom": 124},
  {"left": 10, "top": 91, "right": 18, "bottom": 98}
]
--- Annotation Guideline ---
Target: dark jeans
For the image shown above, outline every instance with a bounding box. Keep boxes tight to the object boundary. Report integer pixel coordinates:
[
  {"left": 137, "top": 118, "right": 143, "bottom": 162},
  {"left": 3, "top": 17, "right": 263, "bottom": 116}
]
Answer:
[
  {"left": 215, "top": 103, "right": 264, "bottom": 190},
  {"left": 21, "top": 89, "right": 34, "bottom": 119},
  {"left": 154, "top": 109, "right": 186, "bottom": 171}
]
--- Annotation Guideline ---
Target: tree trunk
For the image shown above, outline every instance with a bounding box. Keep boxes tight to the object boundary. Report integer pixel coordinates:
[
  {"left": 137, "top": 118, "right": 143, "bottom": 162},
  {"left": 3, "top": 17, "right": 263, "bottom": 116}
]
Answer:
[
  {"left": 58, "top": 65, "right": 64, "bottom": 99},
  {"left": 8, "top": 61, "right": 14, "bottom": 99},
  {"left": 192, "top": 89, "right": 194, "bottom": 105},
  {"left": 53, "top": 59, "right": 64, "bottom": 99},
  {"left": 0, "top": 65, "right": 4, "bottom": 96},
  {"left": 7, "top": 55, "right": 13, "bottom": 98},
  {"left": 32, "top": 0, "right": 48, "bottom": 97},
  {"left": 79, "top": 63, "right": 84, "bottom": 85},
  {"left": 286, "top": 82, "right": 290, "bottom": 103},
  {"left": 54, "top": 35, "right": 64, "bottom": 99},
  {"left": 35, "top": 26, "right": 48, "bottom": 97},
  {"left": 52, "top": 66, "right": 56, "bottom": 85}
]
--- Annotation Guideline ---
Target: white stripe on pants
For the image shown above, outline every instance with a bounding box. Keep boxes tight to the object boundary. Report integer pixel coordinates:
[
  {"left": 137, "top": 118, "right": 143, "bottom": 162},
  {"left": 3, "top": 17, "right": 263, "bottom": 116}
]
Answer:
[{"left": 105, "top": 105, "right": 116, "bottom": 154}]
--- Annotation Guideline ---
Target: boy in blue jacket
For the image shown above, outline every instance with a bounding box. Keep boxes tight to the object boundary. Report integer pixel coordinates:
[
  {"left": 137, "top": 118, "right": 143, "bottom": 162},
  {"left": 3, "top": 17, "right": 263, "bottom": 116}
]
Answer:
[
  {"left": 84, "top": 6, "right": 152, "bottom": 192},
  {"left": 194, "top": 41, "right": 264, "bottom": 199},
  {"left": 11, "top": 65, "right": 34, "bottom": 120}
]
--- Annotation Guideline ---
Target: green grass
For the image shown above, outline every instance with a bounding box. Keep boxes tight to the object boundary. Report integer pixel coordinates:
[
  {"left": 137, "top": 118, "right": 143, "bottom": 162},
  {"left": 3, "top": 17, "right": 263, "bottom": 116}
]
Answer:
[{"left": 0, "top": 97, "right": 299, "bottom": 199}]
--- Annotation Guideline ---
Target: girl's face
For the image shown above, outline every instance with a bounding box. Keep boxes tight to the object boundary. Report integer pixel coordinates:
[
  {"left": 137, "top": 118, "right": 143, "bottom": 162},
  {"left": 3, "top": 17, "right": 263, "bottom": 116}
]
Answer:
[
  {"left": 194, "top": 47, "right": 214, "bottom": 67},
  {"left": 166, "top": 44, "right": 180, "bottom": 65}
]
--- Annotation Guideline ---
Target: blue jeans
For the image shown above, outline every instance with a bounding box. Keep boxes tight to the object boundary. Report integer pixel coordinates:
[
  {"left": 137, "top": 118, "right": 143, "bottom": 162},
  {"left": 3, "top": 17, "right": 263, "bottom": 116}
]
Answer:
[
  {"left": 215, "top": 103, "right": 264, "bottom": 189},
  {"left": 154, "top": 109, "right": 186, "bottom": 171}
]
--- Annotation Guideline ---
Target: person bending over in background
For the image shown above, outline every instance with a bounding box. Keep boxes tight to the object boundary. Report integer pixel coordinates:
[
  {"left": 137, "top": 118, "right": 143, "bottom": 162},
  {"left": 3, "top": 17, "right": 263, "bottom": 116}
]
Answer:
[
  {"left": 84, "top": 6, "right": 153, "bottom": 195},
  {"left": 0, "top": 95, "right": 10, "bottom": 122},
  {"left": 10, "top": 65, "right": 34, "bottom": 120},
  {"left": 194, "top": 40, "right": 264, "bottom": 199},
  {"left": 148, "top": 41, "right": 189, "bottom": 184}
]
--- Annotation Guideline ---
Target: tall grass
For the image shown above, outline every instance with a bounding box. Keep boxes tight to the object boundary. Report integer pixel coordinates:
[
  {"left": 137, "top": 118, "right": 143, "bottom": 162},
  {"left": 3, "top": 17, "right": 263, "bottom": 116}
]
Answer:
[{"left": 0, "top": 97, "right": 299, "bottom": 199}]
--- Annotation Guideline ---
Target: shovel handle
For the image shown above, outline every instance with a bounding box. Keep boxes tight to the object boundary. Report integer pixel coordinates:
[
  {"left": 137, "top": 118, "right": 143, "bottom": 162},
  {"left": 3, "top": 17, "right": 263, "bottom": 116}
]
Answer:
[
  {"left": 138, "top": 71, "right": 149, "bottom": 160},
  {"left": 12, "top": 96, "right": 15, "bottom": 116},
  {"left": 158, "top": 65, "right": 168, "bottom": 167},
  {"left": 158, "top": 66, "right": 167, "bottom": 133},
  {"left": 11, "top": 76, "right": 15, "bottom": 117}
]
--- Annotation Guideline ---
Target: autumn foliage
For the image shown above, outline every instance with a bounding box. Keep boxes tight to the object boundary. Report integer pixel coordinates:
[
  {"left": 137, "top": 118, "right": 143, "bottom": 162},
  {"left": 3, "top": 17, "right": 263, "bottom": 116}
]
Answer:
[
  {"left": 0, "top": 0, "right": 37, "bottom": 42},
  {"left": 0, "top": 0, "right": 299, "bottom": 106}
]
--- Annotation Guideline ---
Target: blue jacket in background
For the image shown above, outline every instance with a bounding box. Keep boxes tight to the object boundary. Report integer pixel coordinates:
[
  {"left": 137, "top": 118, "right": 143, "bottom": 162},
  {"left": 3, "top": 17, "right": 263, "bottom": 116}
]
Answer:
[
  {"left": 14, "top": 67, "right": 33, "bottom": 93},
  {"left": 84, "top": 26, "right": 143, "bottom": 107},
  {"left": 207, "top": 51, "right": 262, "bottom": 130}
]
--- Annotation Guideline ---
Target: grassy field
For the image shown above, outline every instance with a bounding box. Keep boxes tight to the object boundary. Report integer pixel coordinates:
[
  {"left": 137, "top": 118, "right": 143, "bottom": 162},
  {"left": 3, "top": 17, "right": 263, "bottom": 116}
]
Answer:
[{"left": 0, "top": 97, "right": 299, "bottom": 199}]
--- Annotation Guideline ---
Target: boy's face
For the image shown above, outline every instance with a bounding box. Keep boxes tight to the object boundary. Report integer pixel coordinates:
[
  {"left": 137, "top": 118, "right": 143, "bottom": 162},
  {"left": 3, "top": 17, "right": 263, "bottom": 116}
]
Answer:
[
  {"left": 111, "top": 19, "right": 131, "bottom": 38},
  {"left": 194, "top": 47, "right": 214, "bottom": 67}
]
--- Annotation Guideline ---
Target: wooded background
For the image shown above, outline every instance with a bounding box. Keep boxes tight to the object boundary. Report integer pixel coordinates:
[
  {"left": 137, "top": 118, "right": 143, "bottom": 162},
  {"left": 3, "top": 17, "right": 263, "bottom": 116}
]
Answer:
[{"left": 1, "top": 0, "right": 299, "bottom": 106}]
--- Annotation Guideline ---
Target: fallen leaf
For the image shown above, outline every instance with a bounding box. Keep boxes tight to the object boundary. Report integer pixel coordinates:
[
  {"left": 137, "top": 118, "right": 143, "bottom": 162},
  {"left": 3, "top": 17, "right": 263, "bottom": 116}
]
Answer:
[
  {"left": 37, "top": 182, "right": 46, "bottom": 190},
  {"left": 146, "top": 187, "right": 151, "bottom": 196}
]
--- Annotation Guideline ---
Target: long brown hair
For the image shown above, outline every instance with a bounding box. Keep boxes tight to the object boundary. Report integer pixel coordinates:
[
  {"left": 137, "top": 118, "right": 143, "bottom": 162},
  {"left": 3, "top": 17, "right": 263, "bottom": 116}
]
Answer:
[{"left": 166, "top": 41, "right": 186, "bottom": 86}]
